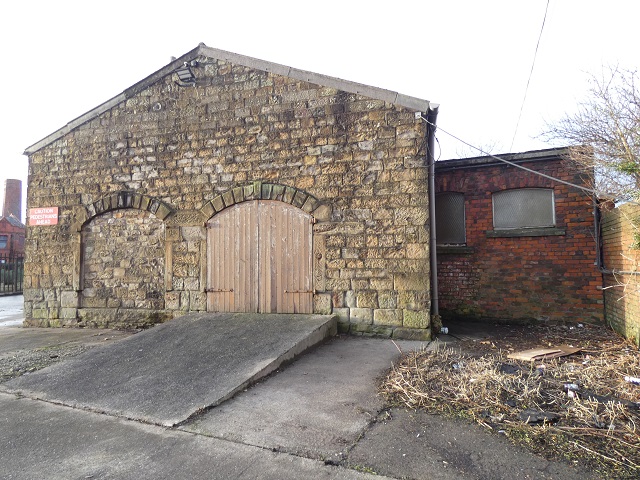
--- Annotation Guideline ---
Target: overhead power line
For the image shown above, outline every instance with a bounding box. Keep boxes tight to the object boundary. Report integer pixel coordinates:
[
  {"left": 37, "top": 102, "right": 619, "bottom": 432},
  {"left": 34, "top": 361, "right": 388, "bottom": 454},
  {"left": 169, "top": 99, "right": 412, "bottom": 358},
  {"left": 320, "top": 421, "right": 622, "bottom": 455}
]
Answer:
[
  {"left": 510, "top": 0, "right": 550, "bottom": 151},
  {"left": 422, "top": 117, "right": 601, "bottom": 197}
]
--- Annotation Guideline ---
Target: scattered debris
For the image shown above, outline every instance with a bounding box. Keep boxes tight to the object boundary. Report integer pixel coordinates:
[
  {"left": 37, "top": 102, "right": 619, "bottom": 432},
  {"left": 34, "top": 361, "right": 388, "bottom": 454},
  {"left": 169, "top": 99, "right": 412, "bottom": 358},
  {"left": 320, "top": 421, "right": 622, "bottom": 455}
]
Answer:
[
  {"left": 507, "top": 345, "right": 581, "bottom": 361},
  {"left": 519, "top": 409, "right": 560, "bottom": 425},
  {"left": 380, "top": 322, "right": 640, "bottom": 479},
  {"left": 498, "top": 363, "right": 520, "bottom": 375},
  {"left": 624, "top": 375, "right": 640, "bottom": 385}
]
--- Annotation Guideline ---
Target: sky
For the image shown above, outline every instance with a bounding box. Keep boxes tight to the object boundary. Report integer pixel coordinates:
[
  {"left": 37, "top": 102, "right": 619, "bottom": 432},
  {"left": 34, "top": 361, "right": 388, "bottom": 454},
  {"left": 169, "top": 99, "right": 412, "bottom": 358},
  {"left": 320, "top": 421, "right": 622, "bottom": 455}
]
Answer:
[{"left": 1, "top": 1, "right": 638, "bottom": 217}]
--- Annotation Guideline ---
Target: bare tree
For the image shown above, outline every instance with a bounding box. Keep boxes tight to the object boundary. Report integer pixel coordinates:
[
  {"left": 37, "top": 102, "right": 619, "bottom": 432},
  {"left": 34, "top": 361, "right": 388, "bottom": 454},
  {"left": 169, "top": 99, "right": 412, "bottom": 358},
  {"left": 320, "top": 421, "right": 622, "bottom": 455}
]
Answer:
[
  {"left": 544, "top": 66, "right": 640, "bottom": 201},
  {"left": 454, "top": 139, "right": 503, "bottom": 159}
]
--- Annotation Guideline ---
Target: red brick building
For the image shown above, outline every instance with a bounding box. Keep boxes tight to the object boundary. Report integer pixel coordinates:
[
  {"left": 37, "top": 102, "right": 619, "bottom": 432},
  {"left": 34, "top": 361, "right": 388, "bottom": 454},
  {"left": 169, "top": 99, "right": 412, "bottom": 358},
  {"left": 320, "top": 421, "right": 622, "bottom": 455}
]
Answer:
[
  {"left": 434, "top": 148, "right": 603, "bottom": 324},
  {"left": 0, "top": 214, "right": 25, "bottom": 257}
]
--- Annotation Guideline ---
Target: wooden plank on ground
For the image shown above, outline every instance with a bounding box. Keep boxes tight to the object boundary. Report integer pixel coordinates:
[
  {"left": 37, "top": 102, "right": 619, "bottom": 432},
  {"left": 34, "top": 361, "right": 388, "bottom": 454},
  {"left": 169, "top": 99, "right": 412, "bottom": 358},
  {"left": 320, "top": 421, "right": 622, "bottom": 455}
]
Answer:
[{"left": 507, "top": 345, "right": 582, "bottom": 361}]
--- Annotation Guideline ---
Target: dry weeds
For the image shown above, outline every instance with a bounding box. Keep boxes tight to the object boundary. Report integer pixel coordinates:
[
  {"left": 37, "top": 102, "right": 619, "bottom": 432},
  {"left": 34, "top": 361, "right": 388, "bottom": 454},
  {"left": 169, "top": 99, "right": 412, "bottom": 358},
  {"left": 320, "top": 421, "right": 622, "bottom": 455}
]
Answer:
[{"left": 380, "top": 323, "right": 640, "bottom": 479}]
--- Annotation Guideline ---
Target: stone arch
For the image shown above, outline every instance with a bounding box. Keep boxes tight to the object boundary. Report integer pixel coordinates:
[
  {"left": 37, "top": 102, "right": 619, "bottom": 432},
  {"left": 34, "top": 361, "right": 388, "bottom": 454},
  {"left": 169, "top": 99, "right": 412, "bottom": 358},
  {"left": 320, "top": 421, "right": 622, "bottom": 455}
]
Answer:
[
  {"left": 199, "top": 182, "right": 330, "bottom": 222},
  {"left": 83, "top": 191, "right": 175, "bottom": 226},
  {"left": 77, "top": 192, "right": 173, "bottom": 327}
]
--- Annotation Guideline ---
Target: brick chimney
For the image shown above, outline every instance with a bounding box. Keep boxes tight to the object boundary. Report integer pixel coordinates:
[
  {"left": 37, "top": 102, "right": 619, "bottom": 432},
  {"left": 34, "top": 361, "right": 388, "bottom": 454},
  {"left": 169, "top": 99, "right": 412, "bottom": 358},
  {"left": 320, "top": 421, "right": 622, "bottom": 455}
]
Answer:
[{"left": 2, "top": 179, "right": 22, "bottom": 222}]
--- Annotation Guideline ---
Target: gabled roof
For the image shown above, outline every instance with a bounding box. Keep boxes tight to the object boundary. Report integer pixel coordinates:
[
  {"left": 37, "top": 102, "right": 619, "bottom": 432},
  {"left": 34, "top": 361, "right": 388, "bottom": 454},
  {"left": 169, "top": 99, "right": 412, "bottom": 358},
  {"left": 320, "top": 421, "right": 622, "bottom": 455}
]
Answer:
[
  {"left": 0, "top": 214, "right": 25, "bottom": 229},
  {"left": 25, "top": 43, "right": 431, "bottom": 155}
]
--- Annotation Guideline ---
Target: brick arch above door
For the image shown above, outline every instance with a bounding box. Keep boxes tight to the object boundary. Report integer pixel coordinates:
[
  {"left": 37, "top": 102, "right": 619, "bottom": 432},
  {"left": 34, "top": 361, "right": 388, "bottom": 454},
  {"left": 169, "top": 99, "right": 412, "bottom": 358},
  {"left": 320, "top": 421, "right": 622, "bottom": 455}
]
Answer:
[{"left": 199, "top": 181, "right": 331, "bottom": 222}]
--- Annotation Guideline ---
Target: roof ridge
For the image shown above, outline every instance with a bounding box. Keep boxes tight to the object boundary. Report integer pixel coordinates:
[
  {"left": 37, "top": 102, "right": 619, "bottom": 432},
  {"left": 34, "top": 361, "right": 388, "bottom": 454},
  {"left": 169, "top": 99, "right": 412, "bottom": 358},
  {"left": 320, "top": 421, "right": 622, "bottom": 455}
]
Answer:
[{"left": 24, "top": 43, "right": 430, "bottom": 155}]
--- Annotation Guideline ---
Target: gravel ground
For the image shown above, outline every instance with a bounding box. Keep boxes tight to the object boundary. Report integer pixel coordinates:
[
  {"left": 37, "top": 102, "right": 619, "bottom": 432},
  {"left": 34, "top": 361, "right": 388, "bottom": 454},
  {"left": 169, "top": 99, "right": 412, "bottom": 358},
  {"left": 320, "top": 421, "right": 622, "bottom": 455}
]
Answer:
[{"left": 0, "top": 343, "right": 90, "bottom": 383}]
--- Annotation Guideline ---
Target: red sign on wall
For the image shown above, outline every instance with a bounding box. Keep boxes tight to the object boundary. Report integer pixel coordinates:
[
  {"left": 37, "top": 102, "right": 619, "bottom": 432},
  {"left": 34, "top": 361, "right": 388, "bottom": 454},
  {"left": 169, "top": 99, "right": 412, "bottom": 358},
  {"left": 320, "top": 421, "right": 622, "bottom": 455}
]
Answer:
[{"left": 29, "top": 207, "right": 59, "bottom": 226}]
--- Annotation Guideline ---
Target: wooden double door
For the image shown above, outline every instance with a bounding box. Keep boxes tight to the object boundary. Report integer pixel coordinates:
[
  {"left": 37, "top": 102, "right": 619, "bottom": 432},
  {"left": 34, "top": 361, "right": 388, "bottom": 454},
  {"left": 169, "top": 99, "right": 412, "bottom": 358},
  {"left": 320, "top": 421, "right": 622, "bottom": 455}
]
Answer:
[{"left": 206, "top": 200, "right": 313, "bottom": 313}]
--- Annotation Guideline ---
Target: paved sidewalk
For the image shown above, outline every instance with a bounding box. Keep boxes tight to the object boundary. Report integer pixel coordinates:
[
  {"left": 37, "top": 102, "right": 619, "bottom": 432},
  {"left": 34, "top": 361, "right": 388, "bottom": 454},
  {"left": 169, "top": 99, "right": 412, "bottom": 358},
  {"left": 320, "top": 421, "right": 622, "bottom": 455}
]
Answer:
[{"left": 0, "top": 391, "right": 383, "bottom": 480}]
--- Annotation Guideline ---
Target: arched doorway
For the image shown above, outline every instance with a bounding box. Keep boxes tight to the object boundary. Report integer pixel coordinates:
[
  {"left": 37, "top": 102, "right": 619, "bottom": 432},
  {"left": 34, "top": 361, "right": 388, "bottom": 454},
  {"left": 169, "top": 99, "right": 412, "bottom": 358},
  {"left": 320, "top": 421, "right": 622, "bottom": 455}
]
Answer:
[
  {"left": 81, "top": 209, "right": 165, "bottom": 310},
  {"left": 206, "top": 200, "right": 313, "bottom": 313}
]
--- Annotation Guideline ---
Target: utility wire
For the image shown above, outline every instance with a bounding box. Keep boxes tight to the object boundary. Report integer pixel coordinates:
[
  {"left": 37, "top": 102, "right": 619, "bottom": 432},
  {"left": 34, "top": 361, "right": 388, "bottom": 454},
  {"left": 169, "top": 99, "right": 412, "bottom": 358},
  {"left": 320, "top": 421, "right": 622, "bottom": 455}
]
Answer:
[
  {"left": 510, "top": 0, "right": 550, "bottom": 151},
  {"left": 423, "top": 117, "right": 601, "bottom": 197}
]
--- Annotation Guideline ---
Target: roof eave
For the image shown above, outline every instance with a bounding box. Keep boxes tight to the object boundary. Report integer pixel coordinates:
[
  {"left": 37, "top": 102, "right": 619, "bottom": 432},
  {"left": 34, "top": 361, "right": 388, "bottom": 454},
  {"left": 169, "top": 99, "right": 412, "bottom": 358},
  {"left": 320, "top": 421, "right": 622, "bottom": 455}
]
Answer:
[{"left": 434, "top": 147, "right": 572, "bottom": 171}]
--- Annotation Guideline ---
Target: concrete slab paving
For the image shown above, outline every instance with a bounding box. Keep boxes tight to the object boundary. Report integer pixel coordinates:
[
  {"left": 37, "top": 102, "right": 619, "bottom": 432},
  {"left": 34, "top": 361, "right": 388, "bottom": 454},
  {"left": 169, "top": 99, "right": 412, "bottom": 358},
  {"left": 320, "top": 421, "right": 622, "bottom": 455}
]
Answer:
[
  {"left": 0, "top": 392, "right": 385, "bottom": 480},
  {"left": 181, "top": 336, "right": 595, "bottom": 479},
  {"left": 1, "top": 312, "right": 336, "bottom": 426},
  {"left": 0, "top": 325, "right": 605, "bottom": 479},
  {"left": 182, "top": 336, "right": 426, "bottom": 461}
]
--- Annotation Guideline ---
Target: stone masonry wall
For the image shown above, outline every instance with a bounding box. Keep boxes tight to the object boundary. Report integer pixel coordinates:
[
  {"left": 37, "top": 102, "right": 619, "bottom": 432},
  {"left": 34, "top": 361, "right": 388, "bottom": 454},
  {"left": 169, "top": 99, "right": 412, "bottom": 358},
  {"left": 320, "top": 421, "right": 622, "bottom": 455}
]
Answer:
[
  {"left": 435, "top": 157, "right": 603, "bottom": 324},
  {"left": 602, "top": 204, "right": 640, "bottom": 346},
  {"left": 80, "top": 209, "right": 165, "bottom": 327},
  {"left": 24, "top": 53, "right": 431, "bottom": 338}
]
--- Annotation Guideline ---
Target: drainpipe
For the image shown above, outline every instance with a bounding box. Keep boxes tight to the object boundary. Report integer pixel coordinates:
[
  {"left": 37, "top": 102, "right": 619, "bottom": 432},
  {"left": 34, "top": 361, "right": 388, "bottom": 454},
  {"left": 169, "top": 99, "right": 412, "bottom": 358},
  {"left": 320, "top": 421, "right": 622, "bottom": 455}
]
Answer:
[
  {"left": 426, "top": 104, "right": 440, "bottom": 326},
  {"left": 594, "top": 199, "right": 604, "bottom": 271}
]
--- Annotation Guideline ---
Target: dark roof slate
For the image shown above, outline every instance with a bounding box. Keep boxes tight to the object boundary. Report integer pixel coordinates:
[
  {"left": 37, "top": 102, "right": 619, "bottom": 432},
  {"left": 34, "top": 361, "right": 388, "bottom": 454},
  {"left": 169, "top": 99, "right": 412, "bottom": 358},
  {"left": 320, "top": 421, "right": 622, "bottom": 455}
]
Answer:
[{"left": 0, "top": 214, "right": 25, "bottom": 229}]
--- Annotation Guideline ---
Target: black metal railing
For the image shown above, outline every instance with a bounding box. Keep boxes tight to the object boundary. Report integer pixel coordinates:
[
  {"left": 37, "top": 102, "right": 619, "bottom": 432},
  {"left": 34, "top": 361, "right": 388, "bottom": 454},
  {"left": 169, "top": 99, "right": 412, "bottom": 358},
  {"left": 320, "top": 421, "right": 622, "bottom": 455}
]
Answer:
[{"left": 0, "top": 254, "right": 24, "bottom": 294}]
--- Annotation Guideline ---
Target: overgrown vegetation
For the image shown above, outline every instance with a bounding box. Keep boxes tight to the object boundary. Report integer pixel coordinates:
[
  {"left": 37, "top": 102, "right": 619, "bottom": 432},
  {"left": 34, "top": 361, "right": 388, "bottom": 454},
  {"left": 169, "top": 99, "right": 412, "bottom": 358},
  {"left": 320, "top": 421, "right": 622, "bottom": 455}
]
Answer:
[
  {"left": 381, "top": 324, "right": 640, "bottom": 479},
  {"left": 543, "top": 66, "right": 640, "bottom": 202}
]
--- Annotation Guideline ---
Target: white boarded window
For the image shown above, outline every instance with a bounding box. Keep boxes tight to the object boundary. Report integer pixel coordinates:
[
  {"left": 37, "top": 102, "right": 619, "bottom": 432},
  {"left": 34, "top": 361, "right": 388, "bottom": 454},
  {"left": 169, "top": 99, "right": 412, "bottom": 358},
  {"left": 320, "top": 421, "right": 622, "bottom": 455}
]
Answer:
[
  {"left": 492, "top": 188, "right": 555, "bottom": 229},
  {"left": 435, "top": 192, "right": 466, "bottom": 244}
]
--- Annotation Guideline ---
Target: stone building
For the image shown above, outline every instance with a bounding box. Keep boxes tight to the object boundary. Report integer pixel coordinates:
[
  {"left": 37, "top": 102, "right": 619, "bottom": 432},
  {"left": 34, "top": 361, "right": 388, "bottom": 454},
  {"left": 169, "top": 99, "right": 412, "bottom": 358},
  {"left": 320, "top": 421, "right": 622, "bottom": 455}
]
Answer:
[
  {"left": 23, "top": 44, "right": 434, "bottom": 338},
  {"left": 434, "top": 148, "right": 603, "bottom": 324}
]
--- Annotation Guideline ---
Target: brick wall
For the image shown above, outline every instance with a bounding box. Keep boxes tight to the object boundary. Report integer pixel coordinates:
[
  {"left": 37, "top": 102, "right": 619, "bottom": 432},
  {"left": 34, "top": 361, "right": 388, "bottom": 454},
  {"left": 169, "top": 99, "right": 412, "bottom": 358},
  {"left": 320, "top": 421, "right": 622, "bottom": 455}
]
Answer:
[
  {"left": 435, "top": 152, "right": 603, "bottom": 324},
  {"left": 2, "top": 179, "right": 22, "bottom": 221},
  {"left": 601, "top": 203, "right": 640, "bottom": 346},
  {"left": 0, "top": 217, "right": 25, "bottom": 257},
  {"left": 23, "top": 48, "right": 431, "bottom": 338}
]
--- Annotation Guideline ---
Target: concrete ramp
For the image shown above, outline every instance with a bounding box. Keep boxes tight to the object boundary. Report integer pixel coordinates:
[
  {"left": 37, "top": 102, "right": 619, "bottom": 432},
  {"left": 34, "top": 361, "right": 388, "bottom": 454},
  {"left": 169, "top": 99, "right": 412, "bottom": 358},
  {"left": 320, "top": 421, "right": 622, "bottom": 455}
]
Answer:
[{"left": 2, "top": 313, "right": 336, "bottom": 426}]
